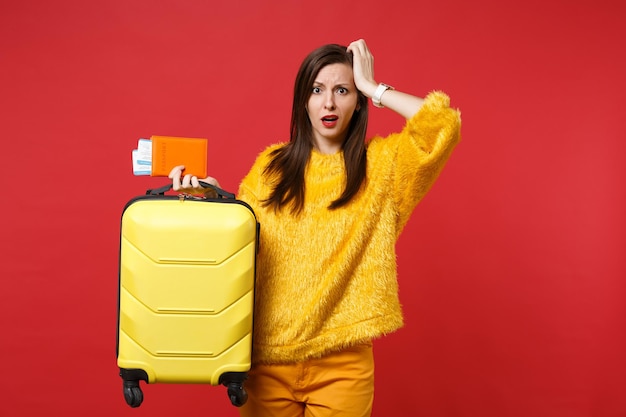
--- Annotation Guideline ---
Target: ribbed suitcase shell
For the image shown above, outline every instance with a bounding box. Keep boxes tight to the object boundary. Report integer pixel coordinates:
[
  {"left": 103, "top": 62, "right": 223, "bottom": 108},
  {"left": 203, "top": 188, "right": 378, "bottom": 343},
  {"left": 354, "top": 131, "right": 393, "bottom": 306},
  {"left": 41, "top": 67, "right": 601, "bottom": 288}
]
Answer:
[{"left": 117, "top": 195, "right": 257, "bottom": 392}]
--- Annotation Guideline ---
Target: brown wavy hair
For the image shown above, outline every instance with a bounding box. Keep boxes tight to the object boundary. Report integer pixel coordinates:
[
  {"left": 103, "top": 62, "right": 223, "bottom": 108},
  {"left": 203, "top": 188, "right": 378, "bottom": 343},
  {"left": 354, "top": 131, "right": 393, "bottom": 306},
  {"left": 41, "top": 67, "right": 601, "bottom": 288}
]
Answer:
[{"left": 262, "top": 44, "right": 369, "bottom": 215}]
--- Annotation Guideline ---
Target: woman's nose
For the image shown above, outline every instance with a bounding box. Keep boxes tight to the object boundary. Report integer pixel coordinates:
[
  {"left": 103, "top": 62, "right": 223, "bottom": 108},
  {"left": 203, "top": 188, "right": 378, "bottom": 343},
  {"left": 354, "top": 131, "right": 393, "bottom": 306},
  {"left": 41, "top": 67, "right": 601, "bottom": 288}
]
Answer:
[{"left": 324, "top": 93, "right": 336, "bottom": 109}]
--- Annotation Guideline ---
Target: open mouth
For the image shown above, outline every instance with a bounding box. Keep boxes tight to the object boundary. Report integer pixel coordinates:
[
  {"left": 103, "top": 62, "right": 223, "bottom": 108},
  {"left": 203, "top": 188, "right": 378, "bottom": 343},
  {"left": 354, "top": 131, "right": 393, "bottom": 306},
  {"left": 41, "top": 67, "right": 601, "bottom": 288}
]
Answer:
[{"left": 321, "top": 116, "right": 338, "bottom": 127}]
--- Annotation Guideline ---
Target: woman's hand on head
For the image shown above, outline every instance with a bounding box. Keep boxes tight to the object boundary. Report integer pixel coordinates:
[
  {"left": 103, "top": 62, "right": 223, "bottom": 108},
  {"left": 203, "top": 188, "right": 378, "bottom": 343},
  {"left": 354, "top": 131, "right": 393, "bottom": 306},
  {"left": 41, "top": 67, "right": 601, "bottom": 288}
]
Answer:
[
  {"left": 168, "top": 165, "right": 221, "bottom": 193},
  {"left": 347, "top": 39, "right": 378, "bottom": 98}
]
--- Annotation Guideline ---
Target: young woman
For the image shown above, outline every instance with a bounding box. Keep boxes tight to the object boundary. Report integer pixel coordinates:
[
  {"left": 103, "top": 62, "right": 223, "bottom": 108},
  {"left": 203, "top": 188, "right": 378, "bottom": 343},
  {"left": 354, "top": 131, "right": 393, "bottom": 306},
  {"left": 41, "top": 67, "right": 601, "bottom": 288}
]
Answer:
[{"left": 170, "top": 39, "right": 461, "bottom": 417}]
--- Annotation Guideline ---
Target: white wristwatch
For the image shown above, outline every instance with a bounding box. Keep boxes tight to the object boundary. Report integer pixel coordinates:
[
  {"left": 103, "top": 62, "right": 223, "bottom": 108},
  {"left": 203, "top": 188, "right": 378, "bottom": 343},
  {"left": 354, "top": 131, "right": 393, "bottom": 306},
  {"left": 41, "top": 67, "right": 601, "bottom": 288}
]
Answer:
[{"left": 372, "top": 83, "right": 394, "bottom": 108}]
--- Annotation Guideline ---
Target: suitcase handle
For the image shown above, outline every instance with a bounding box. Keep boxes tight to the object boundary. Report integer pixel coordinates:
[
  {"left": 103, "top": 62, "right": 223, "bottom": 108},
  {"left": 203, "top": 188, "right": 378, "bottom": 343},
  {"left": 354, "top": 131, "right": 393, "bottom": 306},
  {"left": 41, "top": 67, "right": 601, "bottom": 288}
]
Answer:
[{"left": 146, "top": 181, "right": 235, "bottom": 199}]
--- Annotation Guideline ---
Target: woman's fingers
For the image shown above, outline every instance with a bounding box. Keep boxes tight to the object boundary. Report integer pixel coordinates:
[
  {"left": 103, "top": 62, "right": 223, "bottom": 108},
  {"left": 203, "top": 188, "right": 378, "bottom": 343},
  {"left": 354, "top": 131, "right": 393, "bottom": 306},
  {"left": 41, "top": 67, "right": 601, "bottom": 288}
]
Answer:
[
  {"left": 203, "top": 176, "right": 221, "bottom": 188},
  {"left": 169, "top": 165, "right": 185, "bottom": 190},
  {"left": 347, "top": 38, "right": 367, "bottom": 54},
  {"left": 348, "top": 39, "right": 376, "bottom": 96},
  {"left": 169, "top": 165, "right": 221, "bottom": 194},
  {"left": 168, "top": 165, "right": 185, "bottom": 178},
  {"left": 181, "top": 174, "right": 193, "bottom": 189}
]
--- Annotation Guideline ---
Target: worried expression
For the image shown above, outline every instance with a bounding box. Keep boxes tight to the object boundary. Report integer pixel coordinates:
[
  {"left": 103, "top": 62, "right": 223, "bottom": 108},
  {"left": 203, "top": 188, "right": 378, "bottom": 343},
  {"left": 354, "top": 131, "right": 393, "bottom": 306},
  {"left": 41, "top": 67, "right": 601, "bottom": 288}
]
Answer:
[{"left": 306, "top": 63, "right": 359, "bottom": 153}]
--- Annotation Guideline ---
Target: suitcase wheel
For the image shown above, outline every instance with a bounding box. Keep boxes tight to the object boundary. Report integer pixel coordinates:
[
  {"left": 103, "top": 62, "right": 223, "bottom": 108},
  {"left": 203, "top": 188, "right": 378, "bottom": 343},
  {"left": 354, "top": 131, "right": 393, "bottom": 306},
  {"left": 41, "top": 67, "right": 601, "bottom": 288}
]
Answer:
[
  {"left": 123, "top": 380, "right": 144, "bottom": 408},
  {"left": 220, "top": 372, "right": 249, "bottom": 407},
  {"left": 226, "top": 382, "right": 248, "bottom": 407},
  {"left": 119, "top": 368, "right": 148, "bottom": 408}
]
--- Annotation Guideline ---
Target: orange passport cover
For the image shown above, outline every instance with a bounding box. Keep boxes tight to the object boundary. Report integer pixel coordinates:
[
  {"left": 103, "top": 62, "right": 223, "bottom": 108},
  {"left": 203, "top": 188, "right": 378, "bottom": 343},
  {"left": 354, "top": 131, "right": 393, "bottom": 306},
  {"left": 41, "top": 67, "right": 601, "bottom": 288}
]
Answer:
[{"left": 150, "top": 136, "right": 208, "bottom": 177}]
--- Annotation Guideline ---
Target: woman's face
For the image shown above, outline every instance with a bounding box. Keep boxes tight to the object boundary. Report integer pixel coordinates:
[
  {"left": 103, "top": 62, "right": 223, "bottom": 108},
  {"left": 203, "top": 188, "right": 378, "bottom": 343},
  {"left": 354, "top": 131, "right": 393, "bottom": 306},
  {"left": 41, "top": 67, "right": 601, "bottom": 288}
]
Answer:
[{"left": 306, "top": 63, "right": 358, "bottom": 154}]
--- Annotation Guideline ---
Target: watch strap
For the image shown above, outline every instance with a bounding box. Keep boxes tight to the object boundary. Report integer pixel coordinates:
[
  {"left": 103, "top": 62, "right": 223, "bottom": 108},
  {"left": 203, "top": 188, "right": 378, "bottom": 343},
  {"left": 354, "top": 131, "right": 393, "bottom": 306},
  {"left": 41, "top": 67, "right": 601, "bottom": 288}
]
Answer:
[{"left": 372, "top": 83, "right": 394, "bottom": 108}]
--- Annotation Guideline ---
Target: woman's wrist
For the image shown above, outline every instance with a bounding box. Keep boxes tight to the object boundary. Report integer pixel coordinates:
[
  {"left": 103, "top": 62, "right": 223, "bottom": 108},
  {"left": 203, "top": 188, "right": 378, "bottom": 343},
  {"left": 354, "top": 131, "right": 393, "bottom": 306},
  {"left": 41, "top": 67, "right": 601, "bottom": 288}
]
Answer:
[
  {"left": 371, "top": 83, "right": 395, "bottom": 108},
  {"left": 357, "top": 79, "right": 379, "bottom": 99}
]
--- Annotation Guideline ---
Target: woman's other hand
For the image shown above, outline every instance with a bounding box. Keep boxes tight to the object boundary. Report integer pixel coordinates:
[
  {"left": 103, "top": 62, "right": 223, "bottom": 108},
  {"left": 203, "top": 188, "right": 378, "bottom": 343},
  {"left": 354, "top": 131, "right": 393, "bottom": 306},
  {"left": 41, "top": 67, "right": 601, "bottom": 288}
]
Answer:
[
  {"left": 347, "top": 39, "right": 378, "bottom": 98},
  {"left": 348, "top": 38, "right": 425, "bottom": 118}
]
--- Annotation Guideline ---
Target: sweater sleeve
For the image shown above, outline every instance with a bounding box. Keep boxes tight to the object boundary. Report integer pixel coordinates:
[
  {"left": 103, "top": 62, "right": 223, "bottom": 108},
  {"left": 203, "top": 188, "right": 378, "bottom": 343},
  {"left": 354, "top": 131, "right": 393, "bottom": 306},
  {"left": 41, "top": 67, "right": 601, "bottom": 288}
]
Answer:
[
  {"left": 237, "top": 153, "right": 264, "bottom": 210},
  {"left": 380, "top": 91, "right": 462, "bottom": 233},
  {"left": 237, "top": 143, "right": 284, "bottom": 210}
]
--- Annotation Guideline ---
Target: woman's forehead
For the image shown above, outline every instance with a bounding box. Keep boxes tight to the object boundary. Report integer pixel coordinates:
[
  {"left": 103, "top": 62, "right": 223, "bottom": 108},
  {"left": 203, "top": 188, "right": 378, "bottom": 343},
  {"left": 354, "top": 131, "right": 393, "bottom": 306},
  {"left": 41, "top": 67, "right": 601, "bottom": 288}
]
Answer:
[{"left": 314, "top": 63, "right": 354, "bottom": 85}]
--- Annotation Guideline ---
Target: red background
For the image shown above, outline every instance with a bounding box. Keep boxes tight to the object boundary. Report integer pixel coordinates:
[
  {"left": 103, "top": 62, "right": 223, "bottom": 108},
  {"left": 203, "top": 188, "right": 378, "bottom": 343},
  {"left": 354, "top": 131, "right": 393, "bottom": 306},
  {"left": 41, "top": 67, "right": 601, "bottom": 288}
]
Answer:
[{"left": 1, "top": 1, "right": 624, "bottom": 416}]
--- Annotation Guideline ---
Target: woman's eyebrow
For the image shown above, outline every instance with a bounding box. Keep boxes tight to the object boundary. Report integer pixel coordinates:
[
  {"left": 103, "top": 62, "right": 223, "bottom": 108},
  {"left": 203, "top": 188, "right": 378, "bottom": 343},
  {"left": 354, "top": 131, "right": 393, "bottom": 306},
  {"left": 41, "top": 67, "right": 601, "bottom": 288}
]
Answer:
[{"left": 312, "top": 81, "right": 352, "bottom": 88}]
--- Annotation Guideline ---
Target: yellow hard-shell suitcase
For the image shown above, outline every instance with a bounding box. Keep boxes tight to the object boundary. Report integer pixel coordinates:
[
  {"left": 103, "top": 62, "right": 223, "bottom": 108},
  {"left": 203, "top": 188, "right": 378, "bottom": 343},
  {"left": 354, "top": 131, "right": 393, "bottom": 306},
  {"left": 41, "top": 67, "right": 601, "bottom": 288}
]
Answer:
[{"left": 116, "top": 183, "right": 258, "bottom": 408}]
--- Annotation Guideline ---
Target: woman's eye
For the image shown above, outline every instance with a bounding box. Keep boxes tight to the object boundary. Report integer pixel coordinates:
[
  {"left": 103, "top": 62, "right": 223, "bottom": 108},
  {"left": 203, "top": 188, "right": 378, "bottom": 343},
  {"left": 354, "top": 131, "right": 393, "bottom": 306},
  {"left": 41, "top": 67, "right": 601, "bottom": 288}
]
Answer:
[
  {"left": 312, "top": 87, "right": 321, "bottom": 94},
  {"left": 337, "top": 87, "right": 348, "bottom": 95}
]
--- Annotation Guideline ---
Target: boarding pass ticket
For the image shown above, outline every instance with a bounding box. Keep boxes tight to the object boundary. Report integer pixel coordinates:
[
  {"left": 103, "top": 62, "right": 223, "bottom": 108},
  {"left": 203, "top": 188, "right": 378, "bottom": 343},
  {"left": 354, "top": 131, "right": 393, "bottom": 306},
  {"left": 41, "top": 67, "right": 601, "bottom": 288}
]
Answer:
[{"left": 131, "top": 138, "right": 152, "bottom": 175}]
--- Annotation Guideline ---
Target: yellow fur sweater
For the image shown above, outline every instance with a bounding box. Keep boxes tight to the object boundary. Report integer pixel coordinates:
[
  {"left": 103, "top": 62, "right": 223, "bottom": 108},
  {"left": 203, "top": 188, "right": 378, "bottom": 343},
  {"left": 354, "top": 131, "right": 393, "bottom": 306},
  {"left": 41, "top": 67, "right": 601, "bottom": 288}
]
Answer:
[{"left": 238, "top": 91, "right": 461, "bottom": 364}]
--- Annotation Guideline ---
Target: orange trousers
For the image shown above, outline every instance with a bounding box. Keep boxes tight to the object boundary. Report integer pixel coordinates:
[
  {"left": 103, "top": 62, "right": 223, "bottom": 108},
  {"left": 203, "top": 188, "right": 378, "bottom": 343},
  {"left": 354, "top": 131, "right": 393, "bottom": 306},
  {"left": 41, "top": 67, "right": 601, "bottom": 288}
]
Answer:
[{"left": 238, "top": 343, "right": 374, "bottom": 417}]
